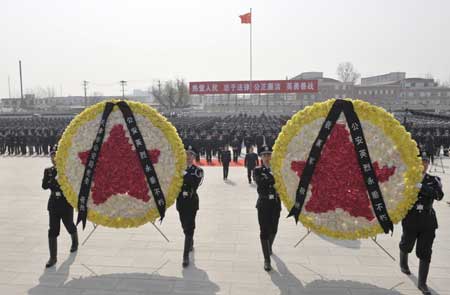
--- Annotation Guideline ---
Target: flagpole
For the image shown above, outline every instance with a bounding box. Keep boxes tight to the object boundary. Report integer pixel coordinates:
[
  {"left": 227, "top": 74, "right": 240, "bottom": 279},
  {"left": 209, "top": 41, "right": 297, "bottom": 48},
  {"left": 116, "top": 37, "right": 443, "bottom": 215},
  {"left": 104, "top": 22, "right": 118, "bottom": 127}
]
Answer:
[{"left": 250, "top": 8, "right": 252, "bottom": 82}]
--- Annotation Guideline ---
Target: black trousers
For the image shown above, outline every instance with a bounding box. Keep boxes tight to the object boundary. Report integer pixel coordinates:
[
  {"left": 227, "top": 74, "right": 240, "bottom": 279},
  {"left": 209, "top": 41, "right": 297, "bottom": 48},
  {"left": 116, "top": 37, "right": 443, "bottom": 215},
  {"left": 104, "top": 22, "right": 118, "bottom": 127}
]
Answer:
[
  {"left": 257, "top": 201, "right": 280, "bottom": 240},
  {"left": 179, "top": 210, "right": 197, "bottom": 237},
  {"left": 426, "top": 150, "right": 435, "bottom": 164},
  {"left": 43, "top": 143, "right": 49, "bottom": 155},
  {"left": 205, "top": 150, "right": 212, "bottom": 163},
  {"left": 399, "top": 211, "right": 437, "bottom": 262},
  {"left": 20, "top": 144, "right": 27, "bottom": 155},
  {"left": 247, "top": 167, "right": 255, "bottom": 182},
  {"left": 232, "top": 149, "right": 239, "bottom": 162},
  {"left": 223, "top": 164, "right": 229, "bottom": 179},
  {"left": 48, "top": 208, "right": 77, "bottom": 238}
]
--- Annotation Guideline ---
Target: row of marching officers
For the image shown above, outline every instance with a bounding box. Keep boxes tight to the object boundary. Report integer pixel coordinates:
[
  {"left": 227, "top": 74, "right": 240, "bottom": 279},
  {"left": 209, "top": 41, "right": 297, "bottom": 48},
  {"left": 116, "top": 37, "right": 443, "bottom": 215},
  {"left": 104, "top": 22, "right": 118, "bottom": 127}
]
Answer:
[
  {"left": 41, "top": 144, "right": 444, "bottom": 295},
  {"left": 250, "top": 146, "right": 445, "bottom": 295}
]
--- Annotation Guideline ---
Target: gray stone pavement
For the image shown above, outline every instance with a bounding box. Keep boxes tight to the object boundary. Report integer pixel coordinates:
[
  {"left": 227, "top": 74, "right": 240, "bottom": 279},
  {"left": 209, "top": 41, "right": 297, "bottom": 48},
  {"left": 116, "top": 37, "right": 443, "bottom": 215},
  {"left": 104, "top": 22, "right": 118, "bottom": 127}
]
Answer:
[{"left": 0, "top": 156, "right": 449, "bottom": 295}]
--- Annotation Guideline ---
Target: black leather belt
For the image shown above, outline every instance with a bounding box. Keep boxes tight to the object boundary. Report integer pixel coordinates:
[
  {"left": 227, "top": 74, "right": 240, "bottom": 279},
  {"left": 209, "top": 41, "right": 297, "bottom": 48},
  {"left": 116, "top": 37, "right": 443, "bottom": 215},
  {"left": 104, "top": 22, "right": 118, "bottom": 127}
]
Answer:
[
  {"left": 259, "top": 194, "right": 278, "bottom": 200},
  {"left": 415, "top": 204, "right": 432, "bottom": 211}
]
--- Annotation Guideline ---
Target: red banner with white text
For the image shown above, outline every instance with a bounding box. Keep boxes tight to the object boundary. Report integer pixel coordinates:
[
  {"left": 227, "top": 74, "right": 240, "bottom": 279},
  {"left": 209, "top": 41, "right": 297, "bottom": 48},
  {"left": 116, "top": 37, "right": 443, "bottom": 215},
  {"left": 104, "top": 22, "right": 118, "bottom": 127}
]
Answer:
[{"left": 189, "top": 80, "right": 318, "bottom": 95}]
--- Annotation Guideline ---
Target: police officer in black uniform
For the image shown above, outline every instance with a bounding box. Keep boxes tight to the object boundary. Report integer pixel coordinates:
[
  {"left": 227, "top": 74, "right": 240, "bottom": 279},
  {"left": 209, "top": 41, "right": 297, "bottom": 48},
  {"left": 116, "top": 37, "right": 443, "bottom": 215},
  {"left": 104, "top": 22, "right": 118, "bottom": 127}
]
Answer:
[
  {"left": 42, "top": 146, "right": 78, "bottom": 268},
  {"left": 220, "top": 144, "right": 232, "bottom": 180},
  {"left": 231, "top": 136, "right": 241, "bottom": 163},
  {"left": 253, "top": 145, "right": 281, "bottom": 271},
  {"left": 424, "top": 134, "right": 435, "bottom": 164},
  {"left": 177, "top": 145, "right": 204, "bottom": 267},
  {"left": 399, "top": 152, "right": 444, "bottom": 294},
  {"left": 205, "top": 133, "right": 213, "bottom": 164},
  {"left": 244, "top": 146, "right": 259, "bottom": 184}
]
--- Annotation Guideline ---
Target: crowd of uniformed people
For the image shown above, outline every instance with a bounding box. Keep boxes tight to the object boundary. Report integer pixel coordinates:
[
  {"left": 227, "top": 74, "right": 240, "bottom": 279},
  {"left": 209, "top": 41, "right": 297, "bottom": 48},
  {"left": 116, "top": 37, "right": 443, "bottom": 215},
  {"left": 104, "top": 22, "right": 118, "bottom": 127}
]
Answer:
[
  {"left": 0, "top": 116, "right": 69, "bottom": 156},
  {"left": 1, "top": 112, "right": 449, "bottom": 161}
]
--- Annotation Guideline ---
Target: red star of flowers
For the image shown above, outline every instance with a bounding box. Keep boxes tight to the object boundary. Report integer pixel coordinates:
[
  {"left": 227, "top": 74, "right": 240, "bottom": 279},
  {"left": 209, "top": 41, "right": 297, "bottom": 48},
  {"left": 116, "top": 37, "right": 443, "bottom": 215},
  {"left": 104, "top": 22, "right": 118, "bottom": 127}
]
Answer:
[
  {"left": 78, "top": 124, "right": 160, "bottom": 205},
  {"left": 290, "top": 123, "right": 396, "bottom": 221}
]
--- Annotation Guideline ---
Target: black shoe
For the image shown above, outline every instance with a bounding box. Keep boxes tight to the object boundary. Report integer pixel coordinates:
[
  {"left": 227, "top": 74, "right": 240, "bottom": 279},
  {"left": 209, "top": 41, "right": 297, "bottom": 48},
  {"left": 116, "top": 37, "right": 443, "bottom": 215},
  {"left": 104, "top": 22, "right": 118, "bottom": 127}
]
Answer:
[
  {"left": 70, "top": 232, "right": 78, "bottom": 253},
  {"left": 45, "top": 238, "right": 57, "bottom": 268},
  {"left": 182, "top": 236, "right": 192, "bottom": 267},
  {"left": 46, "top": 257, "right": 57, "bottom": 268},
  {"left": 260, "top": 238, "right": 271, "bottom": 271},
  {"left": 399, "top": 250, "right": 411, "bottom": 275},
  {"left": 418, "top": 260, "right": 431, "bottom": 294}
]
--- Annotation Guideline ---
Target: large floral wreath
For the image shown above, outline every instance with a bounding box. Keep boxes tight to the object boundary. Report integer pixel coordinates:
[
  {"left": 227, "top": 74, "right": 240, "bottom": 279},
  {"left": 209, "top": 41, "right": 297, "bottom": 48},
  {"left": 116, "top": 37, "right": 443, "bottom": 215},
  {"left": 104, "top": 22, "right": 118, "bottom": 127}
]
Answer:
[
  {"left": 272, "top": 99, "right": 423, "bottom": 239},
  {"left": 56, "top": 100, "right": 185, "bottom": 228}
]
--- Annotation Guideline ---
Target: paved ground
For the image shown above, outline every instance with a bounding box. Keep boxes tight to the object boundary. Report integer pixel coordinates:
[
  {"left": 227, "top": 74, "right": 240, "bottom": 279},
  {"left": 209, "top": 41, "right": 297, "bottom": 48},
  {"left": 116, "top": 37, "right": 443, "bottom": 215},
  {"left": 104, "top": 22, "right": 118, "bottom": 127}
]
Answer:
[{"left": 0, "top": 156, "right": 449, "bottom": 295}]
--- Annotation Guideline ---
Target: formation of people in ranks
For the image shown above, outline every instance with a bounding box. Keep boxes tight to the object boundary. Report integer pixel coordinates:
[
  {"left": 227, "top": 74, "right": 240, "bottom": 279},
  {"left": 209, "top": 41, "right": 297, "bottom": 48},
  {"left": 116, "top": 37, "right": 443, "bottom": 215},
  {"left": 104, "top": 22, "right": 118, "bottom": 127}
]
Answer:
[
  {"left": 176, "top": 113, "right": 286, "bottom": 166},
  {"left": 0, "top": 116, "right": 69, "bottom": 156},
  {"left": 2, "top": 112, "right": 450, "bottom": 164}
]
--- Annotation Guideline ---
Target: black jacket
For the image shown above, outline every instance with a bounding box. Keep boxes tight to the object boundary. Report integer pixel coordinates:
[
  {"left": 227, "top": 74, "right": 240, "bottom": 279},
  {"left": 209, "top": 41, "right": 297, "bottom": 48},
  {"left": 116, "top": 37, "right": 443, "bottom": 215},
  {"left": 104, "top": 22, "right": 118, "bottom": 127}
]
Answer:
[
  {"left": 42, "top": 166, "right": 72, "bottom": 212},
  {"left": 253, "top": 165, "right": 281, "bottom": 210},
  {"left": 245, "top": 152, "right": 259, "bottom": 169},
  {"left": 403, "top": 173, "right": 444, "bottom": 230},
  {"left": 176, "top": 164, "right": 204, "bottom": 212},
  {"left": 220, "top": 150, "right": 232, "bottom": 164}
]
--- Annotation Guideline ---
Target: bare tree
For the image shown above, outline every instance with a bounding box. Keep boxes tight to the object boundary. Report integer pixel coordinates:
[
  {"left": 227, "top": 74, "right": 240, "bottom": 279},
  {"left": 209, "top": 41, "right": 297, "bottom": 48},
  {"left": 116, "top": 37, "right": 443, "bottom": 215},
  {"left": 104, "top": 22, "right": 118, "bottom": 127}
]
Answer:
[
  {"left": 152, "top": 80, "right": 168, "bottom": 109},
  {"left": 151, "top": 79, "right": 190, "bottom": 110},
  {"left": 175, "top": 78, "right": 190, "bottom": 107},
  {"left": 336, "top": 62, "right": 361, "bottom": 83},
  {"left": 429, "top": 74, "right": 450, "bottom": 87},
  {"left": 440, "top": 80, "right": 450, "bottom": 87},
  {"left": 29, "top": 86, "right": 46, "bottom": 98},
  {"left": 424, "top": 73, "right": 434, "bottom": 80},
  {"left": 45, "top": 86, "right": 56, "bottom": 97},
  {"left": 27, "top": 86, "right": 56, "bottom": 98},
  {"left": 441, "top": 74, "right": 450, "bottom": 87}
]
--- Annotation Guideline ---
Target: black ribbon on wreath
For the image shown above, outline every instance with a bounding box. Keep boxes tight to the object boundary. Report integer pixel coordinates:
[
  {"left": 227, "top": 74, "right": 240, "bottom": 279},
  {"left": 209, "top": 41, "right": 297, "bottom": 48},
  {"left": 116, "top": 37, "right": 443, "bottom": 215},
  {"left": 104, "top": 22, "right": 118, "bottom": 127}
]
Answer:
[
  {"left": 287, "top": 99, "right": 393, "bottom": 234},
  {"left": 76, "top": 101, "right": 167, "bottom": 229}
]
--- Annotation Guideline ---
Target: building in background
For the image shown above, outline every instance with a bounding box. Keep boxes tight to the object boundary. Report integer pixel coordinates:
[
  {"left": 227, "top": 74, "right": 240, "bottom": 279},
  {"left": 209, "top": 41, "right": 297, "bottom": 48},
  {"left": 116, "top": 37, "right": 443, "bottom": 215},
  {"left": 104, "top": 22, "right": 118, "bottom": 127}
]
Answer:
[
  {"left": 2, "top": 72, "right": 450, "bottom": 115},
  {"left": 201, "top": 72, "right": 450, "bottom": 114},
  {"left": 0, "top": 94, "right": 155, "bottom": 114}
]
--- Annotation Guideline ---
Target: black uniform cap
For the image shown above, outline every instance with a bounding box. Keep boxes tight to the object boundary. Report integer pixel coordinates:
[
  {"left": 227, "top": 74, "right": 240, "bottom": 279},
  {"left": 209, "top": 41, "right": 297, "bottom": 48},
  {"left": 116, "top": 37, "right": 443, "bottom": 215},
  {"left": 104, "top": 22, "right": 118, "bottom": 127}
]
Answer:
[
  {"left": 419, "top": 151, "right": 430, "bottom": 163},
  {"left": 50, "top": 144, "right": 58, "bottom": 155},
  {"left": 185, "top": 145, "right": 198, "bottom": 156},
  {"left": 258, "top": 145, "right": 272, "bottom": 156}
]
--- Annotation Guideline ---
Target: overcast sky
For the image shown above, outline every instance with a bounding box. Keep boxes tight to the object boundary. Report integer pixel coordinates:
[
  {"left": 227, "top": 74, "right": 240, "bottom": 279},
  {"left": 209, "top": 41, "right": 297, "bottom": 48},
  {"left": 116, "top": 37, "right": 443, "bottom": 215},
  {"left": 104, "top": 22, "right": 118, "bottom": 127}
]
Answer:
[{"left": 1, "top": 0, "right": 450, "bottom": 97}]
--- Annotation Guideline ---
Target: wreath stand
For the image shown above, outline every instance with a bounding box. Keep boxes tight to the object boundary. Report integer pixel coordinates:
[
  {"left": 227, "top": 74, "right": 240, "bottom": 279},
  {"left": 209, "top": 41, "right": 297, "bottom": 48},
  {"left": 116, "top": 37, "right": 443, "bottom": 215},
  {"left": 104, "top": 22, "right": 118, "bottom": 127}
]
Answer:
[
  {"left": 81, "top": 221, "right": 170, "bottom": 246},
  {"left": 294, "top": 229, "right": 396, "bottom": 261},
  {"left": 81, "top": 223, "right": 98, "bottom": 246}
]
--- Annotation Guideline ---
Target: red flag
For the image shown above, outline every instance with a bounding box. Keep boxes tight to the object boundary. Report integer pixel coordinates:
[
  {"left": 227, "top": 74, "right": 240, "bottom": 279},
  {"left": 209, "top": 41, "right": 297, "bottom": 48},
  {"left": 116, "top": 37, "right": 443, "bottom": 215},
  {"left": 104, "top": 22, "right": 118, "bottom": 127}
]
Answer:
[{"left": 239, "top": 12, "right": 251, "bottom": 24}]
